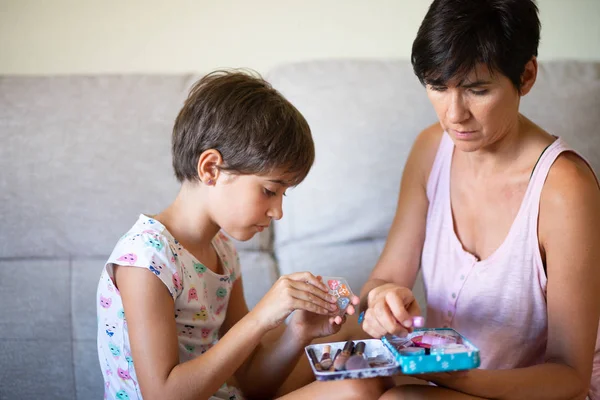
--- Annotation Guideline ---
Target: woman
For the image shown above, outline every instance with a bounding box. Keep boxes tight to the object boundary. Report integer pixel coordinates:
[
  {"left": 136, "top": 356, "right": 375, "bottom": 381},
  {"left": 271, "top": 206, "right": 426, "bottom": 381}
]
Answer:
[{"left": 360, "top": 0, "right": 600, "bottom": 399}]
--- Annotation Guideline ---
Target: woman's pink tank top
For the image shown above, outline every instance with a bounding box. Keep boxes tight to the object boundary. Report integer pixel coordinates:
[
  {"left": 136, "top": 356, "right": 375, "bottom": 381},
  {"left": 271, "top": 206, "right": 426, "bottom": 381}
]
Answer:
[{"left": 421, "top": 133, "right": 599, "bottom": 397}]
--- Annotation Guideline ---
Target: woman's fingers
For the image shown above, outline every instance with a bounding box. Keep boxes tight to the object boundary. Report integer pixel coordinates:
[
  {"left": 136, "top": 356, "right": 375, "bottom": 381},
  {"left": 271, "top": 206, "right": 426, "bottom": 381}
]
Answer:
[
  {"left": 385, "top": 291, "right": 413, "bottom": 329},
  {"left": 362, "top": 308, "right": 388, "bottom": 338}
]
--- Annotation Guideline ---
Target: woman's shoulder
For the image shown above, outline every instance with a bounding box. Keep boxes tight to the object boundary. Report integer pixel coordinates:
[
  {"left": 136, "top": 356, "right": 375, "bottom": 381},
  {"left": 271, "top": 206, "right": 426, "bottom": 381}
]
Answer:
[
  {"left": 544, "top": 149, "right": 599, "bottom": 204},
  {"left": 406, "top": 122, "right": 446, "bottom": 184},
  {"left": 540, "top": 146, "right": 600, "bottom": 245}
]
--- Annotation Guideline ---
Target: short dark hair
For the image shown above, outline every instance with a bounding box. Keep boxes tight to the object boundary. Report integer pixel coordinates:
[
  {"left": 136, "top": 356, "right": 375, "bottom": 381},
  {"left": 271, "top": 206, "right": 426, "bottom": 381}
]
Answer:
[
  {"left": 411, "top": 0, "right": 541, "bottom": 91},
  {"left": 172, "top": 70, "right": 314, "bottom": 185}
]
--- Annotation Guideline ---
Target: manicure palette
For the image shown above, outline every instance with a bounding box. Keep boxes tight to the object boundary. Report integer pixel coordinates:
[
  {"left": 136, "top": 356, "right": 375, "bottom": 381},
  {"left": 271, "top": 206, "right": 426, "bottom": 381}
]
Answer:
[{"left": 305, "top": 328, "right": 480, "bottom": 380}]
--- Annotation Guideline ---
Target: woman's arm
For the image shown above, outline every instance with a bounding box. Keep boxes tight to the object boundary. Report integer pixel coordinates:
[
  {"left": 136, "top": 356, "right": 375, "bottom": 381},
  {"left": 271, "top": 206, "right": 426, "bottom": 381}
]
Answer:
[
  {"left": 359, "top": 124, "right": 442, "bottom": 335},
  {"left": 424, "top": 152, "right": 600, "bottom": 400}
]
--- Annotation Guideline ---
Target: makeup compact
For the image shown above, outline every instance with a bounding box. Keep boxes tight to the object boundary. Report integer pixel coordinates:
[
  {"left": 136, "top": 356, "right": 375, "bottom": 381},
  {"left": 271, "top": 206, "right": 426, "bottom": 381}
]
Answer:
[{"left": 305, "top": 328, "right": 480, "bottom": 380}]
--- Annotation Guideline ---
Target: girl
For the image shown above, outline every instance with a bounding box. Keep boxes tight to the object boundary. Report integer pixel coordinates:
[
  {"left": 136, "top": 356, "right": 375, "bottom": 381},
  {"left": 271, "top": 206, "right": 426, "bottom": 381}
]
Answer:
[{"left": 96, "top": 71, "right": 368, "bottom": 400}]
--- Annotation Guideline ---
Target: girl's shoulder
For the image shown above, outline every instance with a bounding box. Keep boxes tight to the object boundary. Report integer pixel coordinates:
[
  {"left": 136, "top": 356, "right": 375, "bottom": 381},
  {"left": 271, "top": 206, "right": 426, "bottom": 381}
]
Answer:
[{"left": 106, "top": 214, "right": 184, "bottom": 298}]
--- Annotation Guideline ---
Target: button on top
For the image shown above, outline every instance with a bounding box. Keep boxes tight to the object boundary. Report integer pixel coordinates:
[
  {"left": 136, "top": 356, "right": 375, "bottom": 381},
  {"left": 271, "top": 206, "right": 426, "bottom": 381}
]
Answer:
[{"left": 451, "top": 293, "right": 457, "bottom": 299}]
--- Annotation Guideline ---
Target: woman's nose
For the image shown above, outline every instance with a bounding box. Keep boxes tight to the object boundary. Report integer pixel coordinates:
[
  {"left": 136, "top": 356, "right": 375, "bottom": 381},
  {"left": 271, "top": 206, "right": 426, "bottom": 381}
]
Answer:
[{"left": 447, "top": 92, "right": 470, "bottom": 124}]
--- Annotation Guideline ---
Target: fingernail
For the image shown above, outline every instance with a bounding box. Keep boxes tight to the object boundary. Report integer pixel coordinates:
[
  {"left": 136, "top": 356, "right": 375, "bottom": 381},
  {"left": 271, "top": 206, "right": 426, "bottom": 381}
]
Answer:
[{"left": 403, "top": 319, "right": 413, "bottom": 328}]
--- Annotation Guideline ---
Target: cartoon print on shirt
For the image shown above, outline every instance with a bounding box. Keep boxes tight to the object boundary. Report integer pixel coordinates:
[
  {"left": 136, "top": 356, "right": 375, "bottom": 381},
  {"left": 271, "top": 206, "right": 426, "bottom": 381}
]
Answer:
[
  {"left": 100, "top": 295, "right": 112, "bottom": 308},
  {"left": 216, "top": 287, "right": 227, "bottom": 300},
  {"left": 104, "top": 318, "right": 119, "bottom": 338},
  {"left": 172, "top": 272, "right": 182, "bottom": 291},
  {"left": 188, "top": 287, "right": 199, "bottom": 302},
  {"left": 115, "top": 390, "right": 130, "bottom": 400},
  {"left": 117, "top": 367, "right": 132, "bottom": 381},
  {"left": 108, "top": 342, "right": 121, "bottom": 358},
  {"left": 194, "top": 262, "right": 207, "bottom": 276},
  {"left": 184, "top": 344, "right": 195, "bottom": 353},
  {"left": 193, "top": 306, "right": 209, "bottom": 321},
  {"left": 215, "top": 303, "right": 227, "bottom": 316},
  {"left": 146, "top": 237, "right": 163, "bottom": 251},
  {"left": 180, "top": 325, "right": 194, "bottom": 338},
  {"left": 149, "top": 256, "right": 165, "bottom": 276},
  {"left": 116, "top": 253, "right": 137, "bottom": 265}
]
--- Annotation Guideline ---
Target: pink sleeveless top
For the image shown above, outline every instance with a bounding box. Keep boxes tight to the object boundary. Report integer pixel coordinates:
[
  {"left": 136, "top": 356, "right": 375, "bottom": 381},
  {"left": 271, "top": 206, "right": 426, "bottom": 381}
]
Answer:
[{"left": 422, "top": 133, "right": 600, "bottom": 397}]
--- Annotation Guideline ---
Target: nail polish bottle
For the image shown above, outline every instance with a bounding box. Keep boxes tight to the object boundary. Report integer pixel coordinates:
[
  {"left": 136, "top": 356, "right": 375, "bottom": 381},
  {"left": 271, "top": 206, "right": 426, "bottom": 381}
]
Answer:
[
  {"left": 320, "top": 345, "right": 333, "bottom": 370},
  {"left": 329, "top": 349, "right": 342, "bottom": 371},
  {"left": 345, "top": 341, "right": 369, "bottom": 370},
  {"left": 333, "top": 340, "right": 355, "bottom": 371},
  {"left": 307, "top": 348, "right": 322, "bottom": 371}
]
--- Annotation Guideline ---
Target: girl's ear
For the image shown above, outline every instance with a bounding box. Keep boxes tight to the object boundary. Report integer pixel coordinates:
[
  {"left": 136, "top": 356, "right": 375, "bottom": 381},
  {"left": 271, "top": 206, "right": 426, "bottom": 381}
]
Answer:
[
  {"left": 196, "top": 149, "right": 223, "bottom": 185},
  {"left": 519, "top": 57, "right": 538, "bottom": 96}
]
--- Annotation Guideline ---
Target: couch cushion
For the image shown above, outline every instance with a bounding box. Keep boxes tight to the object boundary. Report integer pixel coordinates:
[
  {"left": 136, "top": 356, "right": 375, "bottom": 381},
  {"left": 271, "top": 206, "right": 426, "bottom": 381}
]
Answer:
[{"left": 0, "top": 75, "right": 273, "bottom": 259}]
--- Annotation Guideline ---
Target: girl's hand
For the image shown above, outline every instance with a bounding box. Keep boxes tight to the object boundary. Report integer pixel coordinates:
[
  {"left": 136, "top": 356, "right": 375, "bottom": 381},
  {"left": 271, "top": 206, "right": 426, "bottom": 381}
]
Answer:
[
  {"left": 289, "top": 294, "right": 360, "bottom": 341},
  {"left": 362, "top": 283, "right": 421, "bottom": 338},
  {"left": 249, "top": 272, "right": 338, "bottom": 333}
]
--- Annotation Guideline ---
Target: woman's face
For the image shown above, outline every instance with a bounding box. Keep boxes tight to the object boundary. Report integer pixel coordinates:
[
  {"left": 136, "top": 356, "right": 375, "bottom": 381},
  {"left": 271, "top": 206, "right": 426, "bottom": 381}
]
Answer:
[{"left": 425, "top": 61, "right": 536, "bottom": 152}]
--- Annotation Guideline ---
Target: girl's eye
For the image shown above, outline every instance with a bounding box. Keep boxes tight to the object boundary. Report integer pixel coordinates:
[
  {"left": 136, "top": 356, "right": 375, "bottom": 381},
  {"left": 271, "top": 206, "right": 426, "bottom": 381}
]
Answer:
[
  {"left": 263, "top": 188, "right": 276, "bottom": 197},
  {"left": 429, "top": 85, "right": 447, "bottom": 92}
]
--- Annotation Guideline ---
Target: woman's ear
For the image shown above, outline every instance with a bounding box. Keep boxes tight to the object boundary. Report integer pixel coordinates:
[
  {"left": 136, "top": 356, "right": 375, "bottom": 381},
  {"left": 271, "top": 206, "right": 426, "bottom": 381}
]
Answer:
[
  {"left": 196, "top": 149, "right": 223, "bottom": 185},
  {"left": 519, "top": 57, "right": 538, "bottom": 96}
]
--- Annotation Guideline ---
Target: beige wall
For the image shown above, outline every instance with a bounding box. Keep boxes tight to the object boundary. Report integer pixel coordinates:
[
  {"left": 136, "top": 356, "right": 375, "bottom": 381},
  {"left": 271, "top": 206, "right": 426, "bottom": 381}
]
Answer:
[{"left": 1, "top": 0, "right": 599, "bottom": 75}]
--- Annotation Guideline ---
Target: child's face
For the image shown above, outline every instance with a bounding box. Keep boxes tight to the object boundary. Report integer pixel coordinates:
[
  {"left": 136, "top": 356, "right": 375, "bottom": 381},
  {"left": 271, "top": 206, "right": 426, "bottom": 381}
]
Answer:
[{"left": 210, "top": 170, "right": 290, "bottom": 241}]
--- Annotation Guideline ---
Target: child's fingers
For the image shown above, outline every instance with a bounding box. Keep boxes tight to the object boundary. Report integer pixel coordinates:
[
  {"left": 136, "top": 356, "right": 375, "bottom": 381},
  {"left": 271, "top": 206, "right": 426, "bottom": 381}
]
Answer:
[
  {"left": 351, "top": 295, "right": 360, "bottom": 305},
  {"left": 289, "top": 280, "right": 336, "bottom": 303},
  {"left": 286, "top": 285, "right": 337, "bottom": 313},
  {"left": 290, "top": 296, "right": 335, "bottom": 315},
  {"left": 287, "top": 272, "right": 329, "bottom": 292}
]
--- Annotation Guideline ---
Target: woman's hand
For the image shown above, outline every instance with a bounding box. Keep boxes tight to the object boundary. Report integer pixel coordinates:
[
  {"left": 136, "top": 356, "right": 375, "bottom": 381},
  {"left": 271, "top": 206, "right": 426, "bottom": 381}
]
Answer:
[
  {"left": 362, "top": 283, "right": 421, "bottom": 338},
  {"left": 289, "top": 293, "right": 360, "bottom": 341},
  {"left": 249, "top": 272, "right": 338, "bottom": 333}
]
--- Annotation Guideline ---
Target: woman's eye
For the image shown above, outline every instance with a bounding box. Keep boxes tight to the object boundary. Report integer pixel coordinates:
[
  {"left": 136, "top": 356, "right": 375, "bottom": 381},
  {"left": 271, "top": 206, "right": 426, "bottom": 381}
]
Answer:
[{"left": 470, "top": 89, "right": 488, "bottom": 96}]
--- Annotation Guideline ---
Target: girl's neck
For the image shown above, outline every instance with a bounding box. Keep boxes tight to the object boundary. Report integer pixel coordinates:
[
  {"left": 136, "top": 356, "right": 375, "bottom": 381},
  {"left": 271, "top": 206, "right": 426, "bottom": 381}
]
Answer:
[{"left": 155, "top": 183, "right": 219, "bottom": 251}]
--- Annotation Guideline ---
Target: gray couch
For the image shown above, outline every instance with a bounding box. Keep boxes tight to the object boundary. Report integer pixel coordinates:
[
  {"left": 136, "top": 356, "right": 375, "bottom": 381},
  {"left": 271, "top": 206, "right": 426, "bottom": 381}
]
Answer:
[{"left": 1, "top": 59, "right": 599, "bottom": 399}]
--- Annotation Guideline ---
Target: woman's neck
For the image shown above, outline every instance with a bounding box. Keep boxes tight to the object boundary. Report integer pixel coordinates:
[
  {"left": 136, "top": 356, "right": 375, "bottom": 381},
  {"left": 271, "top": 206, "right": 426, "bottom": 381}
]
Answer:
[{"left": 460, "top": 115, "right": 541, "bottom": 179}]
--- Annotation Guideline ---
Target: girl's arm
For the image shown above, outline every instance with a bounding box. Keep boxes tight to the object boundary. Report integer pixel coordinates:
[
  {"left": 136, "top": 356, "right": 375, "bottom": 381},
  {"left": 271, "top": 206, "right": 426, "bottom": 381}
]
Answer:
[
  {"left": 115, "top": 267, "right": 334, "bottom": 400},
  {"left": 220, "top": 277, "right": 317, "bottom": 399},
  {"left": 424, "top": 153, "right": 600, "bottom": 400}
]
